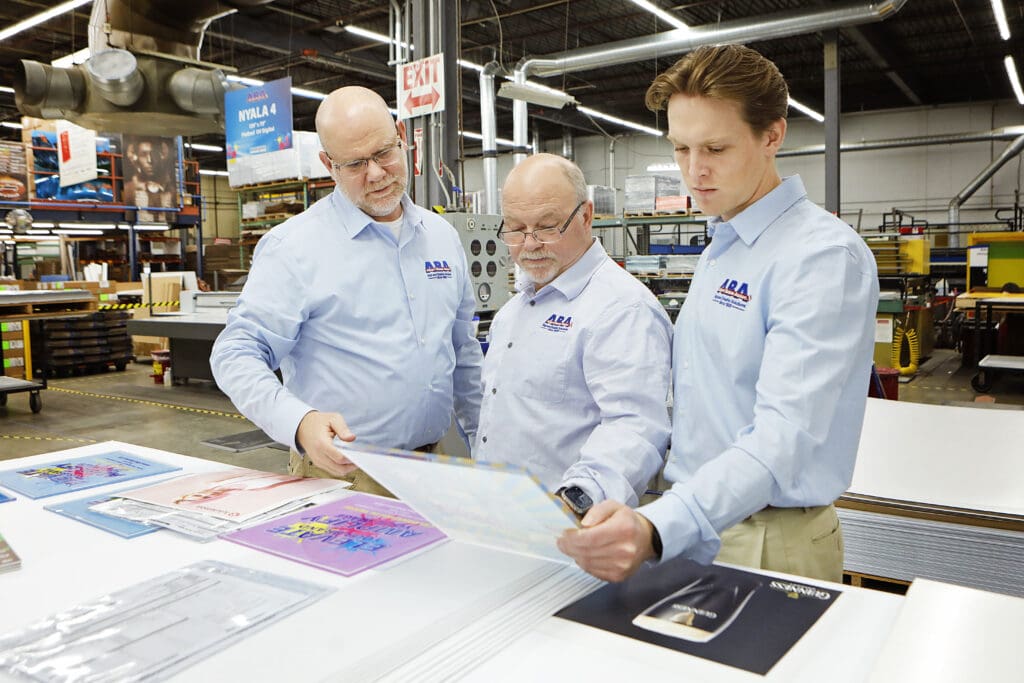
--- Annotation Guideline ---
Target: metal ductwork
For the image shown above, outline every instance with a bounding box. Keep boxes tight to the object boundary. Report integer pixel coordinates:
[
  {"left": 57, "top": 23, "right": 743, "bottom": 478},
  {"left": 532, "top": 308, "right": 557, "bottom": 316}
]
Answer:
[
  {"left": 948, "top": 134, "right": 1024, "bottom": 248},
  {"left": 14, "top": 0, "right": 274, "bottom": 135},
  {"left": 479, "top": 62, "right": 501, "bottom": 215},
  {"left": 505, "top": 0, "right": 908, "bottom": 170}
]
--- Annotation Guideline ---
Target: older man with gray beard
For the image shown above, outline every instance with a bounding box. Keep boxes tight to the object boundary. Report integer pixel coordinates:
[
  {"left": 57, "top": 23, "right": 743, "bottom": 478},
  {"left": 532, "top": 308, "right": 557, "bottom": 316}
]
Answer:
[
  {"left": 473, "top": 153, "right": 672, "bottom": 515},
  {"left": 211, "top": 86, "right": 482, "bottom": 495}
]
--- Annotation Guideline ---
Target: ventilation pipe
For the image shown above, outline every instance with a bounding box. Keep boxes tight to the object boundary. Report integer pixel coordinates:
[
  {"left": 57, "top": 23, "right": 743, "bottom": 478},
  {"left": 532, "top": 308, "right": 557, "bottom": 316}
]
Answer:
[
  {"left": 507, "top": 0, "right": 907, "bottom": 166},
  {"left": 562, "top": 129, "right": 574, "bottom": 161},
  {"left": 947, "top": 134, "right": 1024, "bottom": 248},
  {"left": 15, "top": 0, "right": 273, "bottom": 135},
  {"left": 479, "top": 62, "right": 501, "bottom": 215},
  {"left": 779, "top": 126, "right": 1024, "bottom": 157}
]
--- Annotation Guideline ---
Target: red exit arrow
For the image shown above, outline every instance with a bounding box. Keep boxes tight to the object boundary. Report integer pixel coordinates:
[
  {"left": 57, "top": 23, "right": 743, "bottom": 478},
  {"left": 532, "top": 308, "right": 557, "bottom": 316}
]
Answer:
[{"left": 404, "top": 87, "right": 440, "bottom": 114}]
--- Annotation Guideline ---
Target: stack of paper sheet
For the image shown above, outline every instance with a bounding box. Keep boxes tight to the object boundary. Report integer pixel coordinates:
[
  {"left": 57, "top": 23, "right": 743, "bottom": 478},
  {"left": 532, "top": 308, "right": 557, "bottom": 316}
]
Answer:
[
  {"left": 839, "top": 507, "right": 1024, "bottom": 597},
  {"left": 841, "top": 399, "right": 1024, "bottom": 597},
  {"left": 92, "top": 468, "right": 346, "bottom": 541}
]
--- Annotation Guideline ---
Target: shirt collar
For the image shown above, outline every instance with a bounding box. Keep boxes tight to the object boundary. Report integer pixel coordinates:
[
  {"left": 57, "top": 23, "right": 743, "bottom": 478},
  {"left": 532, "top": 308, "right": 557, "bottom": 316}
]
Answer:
[
  {"left": 706, "top": 175, "right": 806, "bottom": 245},
  {"left": 330, "top": 187, "right": 420, "bottom": 240},
  {"left": 517, "top": 238, "right": 606, "bottom": 302}
]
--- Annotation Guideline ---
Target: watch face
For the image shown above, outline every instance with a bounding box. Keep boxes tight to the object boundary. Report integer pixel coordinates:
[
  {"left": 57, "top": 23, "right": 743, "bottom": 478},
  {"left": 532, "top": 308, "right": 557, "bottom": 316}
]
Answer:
[{"left": 562, "top": 486, "right": 593, "bottom": 515}]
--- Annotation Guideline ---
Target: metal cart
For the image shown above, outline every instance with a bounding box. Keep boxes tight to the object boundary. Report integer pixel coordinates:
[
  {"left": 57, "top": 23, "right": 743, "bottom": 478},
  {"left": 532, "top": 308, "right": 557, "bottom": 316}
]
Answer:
[
  {"left": 970, "top": 296, "right": 1024, "bottom": 392},
  {"left": 0, "top": 375, "right": 45, "bottom": 413}
]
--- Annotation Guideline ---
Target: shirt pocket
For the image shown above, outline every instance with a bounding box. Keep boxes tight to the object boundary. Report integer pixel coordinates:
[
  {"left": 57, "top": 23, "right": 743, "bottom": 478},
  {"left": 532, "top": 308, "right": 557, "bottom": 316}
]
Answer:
[{"left": 514, "top": 326, "right": 572, "bottom": 404}]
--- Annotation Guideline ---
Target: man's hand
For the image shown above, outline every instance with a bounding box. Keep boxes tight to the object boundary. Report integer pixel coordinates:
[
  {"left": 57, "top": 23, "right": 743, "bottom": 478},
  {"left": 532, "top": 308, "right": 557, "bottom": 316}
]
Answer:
[
  {"left": 295, "top": 411, "right": 357, "bottom": 477},
  {"left": 557, "top": 500, "right": 657, "bottom": 582}
]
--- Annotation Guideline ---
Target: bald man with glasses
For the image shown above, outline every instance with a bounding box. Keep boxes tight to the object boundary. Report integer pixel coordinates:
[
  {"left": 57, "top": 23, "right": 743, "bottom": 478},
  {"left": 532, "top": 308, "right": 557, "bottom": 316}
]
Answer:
[
  {"left": 474, "top": 153, "right": 672, "bottom": 514},
  {"left": 212, "top": 86, "right": 482, "bottom": 495}
]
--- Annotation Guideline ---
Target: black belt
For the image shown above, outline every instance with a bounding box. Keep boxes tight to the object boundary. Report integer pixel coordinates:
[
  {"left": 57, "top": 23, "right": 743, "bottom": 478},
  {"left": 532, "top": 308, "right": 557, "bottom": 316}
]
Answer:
[{"left": 413, "top": 441, "right": 439, "bottom": 454}]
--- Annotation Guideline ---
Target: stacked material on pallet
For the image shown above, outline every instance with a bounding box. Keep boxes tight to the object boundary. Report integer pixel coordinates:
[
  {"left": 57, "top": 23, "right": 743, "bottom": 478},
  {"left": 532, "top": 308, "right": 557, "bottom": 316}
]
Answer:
[
  {"left": 624, "top": 255, "right": 663, "bottom": 275},
  {"left": 663, "top": 254, "right": 700, "bottom": 275},
  {"left": 840, "top": 398, "right": 1024, "bottom": 597}
]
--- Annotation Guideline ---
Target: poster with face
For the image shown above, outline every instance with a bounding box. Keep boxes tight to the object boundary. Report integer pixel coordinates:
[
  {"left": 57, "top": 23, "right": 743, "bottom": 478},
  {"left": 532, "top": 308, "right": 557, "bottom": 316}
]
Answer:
[{"left": 122, "top": 134, "right": 180, "bottom": 221}]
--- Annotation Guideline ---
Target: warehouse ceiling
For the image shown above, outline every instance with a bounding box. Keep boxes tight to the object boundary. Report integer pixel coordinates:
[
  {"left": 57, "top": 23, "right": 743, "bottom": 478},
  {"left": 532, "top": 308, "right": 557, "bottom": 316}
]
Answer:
[{"left": 0, "top": 0, "right": 1022, "bottom": 171}]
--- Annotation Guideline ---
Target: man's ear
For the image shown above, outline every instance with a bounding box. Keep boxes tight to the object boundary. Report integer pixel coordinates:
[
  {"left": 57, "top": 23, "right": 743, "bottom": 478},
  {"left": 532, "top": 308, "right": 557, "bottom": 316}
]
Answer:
[
  {"left": 319, "top": 150, "right": 333, "bottom": 173},
  {"left": 764, "top": 117, "right": 787, "bottom": 156},
  {"left": 396, "top": 119, "right": 407, "bottom": 142}
]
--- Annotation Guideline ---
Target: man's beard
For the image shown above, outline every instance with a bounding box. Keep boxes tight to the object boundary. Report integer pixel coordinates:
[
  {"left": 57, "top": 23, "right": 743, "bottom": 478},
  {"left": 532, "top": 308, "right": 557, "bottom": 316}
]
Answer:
[
  {"left": 517, "top": 249, "right": 559, "bottom": 285},
  {"left": 345, "top": 168, "right": 408, "bottom": 218}
]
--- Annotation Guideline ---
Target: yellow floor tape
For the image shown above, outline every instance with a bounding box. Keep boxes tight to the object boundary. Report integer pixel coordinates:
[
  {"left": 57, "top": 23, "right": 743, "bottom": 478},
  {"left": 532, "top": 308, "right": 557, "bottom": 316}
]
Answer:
[
  {"left": 47, "top": 386, "right": 246, "bottom": 420},
  {"left": 0, "top": 434, "right": 96, "bottom": 444}
]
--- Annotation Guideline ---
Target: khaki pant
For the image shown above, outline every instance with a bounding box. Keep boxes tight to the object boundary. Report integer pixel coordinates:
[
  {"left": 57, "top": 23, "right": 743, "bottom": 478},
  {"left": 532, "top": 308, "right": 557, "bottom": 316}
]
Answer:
[
  {"left": 288, "top": 442, "right": 439, "bottom": 499},
  {"left": 714, "top": 504, "right": 844, "bottom": 583}
]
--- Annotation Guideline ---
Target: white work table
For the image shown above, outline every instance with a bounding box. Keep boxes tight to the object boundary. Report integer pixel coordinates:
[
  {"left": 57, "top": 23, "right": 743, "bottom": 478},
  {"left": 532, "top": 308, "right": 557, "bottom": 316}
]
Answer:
[{"left": 2, "top": 421, "right": 1023, "bottom": 681}]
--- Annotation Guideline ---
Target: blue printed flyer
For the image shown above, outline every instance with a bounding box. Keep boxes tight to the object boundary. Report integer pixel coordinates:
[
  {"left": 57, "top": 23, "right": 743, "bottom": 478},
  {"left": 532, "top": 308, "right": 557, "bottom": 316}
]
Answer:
[
  {"left": 0, "top": 491, "right": 13, "bottom": 504},
  {"left": 0, "top": 452, "right": 180, "bottom": 499},
  {"left": 44, "top": 486, "right": 165, "bottom": 538}
]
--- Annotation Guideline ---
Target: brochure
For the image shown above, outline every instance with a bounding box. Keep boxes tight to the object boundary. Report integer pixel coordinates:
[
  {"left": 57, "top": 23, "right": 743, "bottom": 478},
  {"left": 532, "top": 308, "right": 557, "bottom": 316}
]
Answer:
[
  {"left": 557, "top": 556, "right": 841, "bottom": 675},
  {"left": 338, "top": 442, "right": 581, "bottom": 564},
  {"left": 225, "top": 493, "right": 447, "bottom": 576},
  {"left": 0, "top": 452, "right": 181, "bottom": 499},
  {"left": 0, "top": 491, "right": 13, "bottom": 504},
  {"left": 115, "top": 468, "right": 344, "bottom": 522},
  {"left": 44, "top": 486, "right": 166, "bottom": 539}
]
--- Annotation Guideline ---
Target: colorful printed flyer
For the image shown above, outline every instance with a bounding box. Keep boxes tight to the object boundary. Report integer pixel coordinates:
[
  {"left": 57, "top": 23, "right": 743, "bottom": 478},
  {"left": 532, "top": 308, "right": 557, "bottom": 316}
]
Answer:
[
  {"left": 0, "top": 452, "right": 181, "bottom": 499},
  {"left": 0, "top": 492, "right": 13, "bottom": 504},
  {"left": 225, "top": 493, "right": 447, "bottom": 576},
  {"left": 44, "top": 486, "right": 164, "bottom": 539}
]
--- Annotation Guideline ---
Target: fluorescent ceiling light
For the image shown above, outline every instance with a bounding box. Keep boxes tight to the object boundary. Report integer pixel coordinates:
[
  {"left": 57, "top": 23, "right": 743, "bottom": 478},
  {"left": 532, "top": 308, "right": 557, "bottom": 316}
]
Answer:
[
  {"left": 184, "top": 142, "right": 224, "bottom": 152},
  {"left": 345, "top": 25, "right": 412, "bottom": 50},
  {"left": 26, "top": 229, "right": 53, "bottom": 235},
  {"left": 579, "top": 105, "right": 663, "bottom": 137},
  {"left": 0, "top": 86, "right": 14, "bottom": 94},
  {"left": 52, "top": 47, "right": 90, "bottom": 68},
  {"left": 627, "top": 0, "right": 690, "bottom": 31},
  {"left": 788, "top": 97, "right": 825, "bottom": 123},
  {"left": 1, "top": 121, "right": 22, "bottom": 129},
  {"left": 56, "top": 229, "right": 103, "bottom": 235},
  {"left": 991, "top": 0, "right": 1011, "bottom": 40},
  {"left": 31, "top": 222, "right": 55, "bottom": 228},
  {"left": 225, "top": 74, "right": 326, "bottom": 101},
  {"left": 1005, "top": 56, "right": 1024, "bottom": 105},
  {"left": 67, "top": 222, "right": 116, "bottom": 230},
  {"left": 498, "top": 82, "right": 578, "bottom": 109},
  {"left": 458, "top": 59, "right": 484, "bottom": 73},
  {"left": 13, "top": 235, "right": 59, "bottom": 242},
  {"left": 460, "top": 131, "right": 516, "bottom": 147},
  {"left": 0, "top": 0, "right": 92, "bottom": 43},
  {"left": 200, "top": 169, "right": 230, "bottom": 177}
]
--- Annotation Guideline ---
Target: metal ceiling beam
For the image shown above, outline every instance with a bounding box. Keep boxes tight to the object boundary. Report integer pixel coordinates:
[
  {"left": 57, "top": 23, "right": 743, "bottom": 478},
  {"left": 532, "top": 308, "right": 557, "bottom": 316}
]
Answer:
[{"left": 842, "top": 24, "right": 923, "bottom": 106}]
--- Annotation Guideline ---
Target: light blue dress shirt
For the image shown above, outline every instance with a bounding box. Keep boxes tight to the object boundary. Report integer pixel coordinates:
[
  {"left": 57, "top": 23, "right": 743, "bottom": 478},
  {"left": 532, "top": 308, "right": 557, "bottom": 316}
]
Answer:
[
  {"left": 474, "top": 239, "right": 672, "bottom": 506},
  {"left": 210, "top": 188, "right": 482, "bottom": 452},
  {"left": 640, "top": 176, "right": 879, "bottom": 564}
]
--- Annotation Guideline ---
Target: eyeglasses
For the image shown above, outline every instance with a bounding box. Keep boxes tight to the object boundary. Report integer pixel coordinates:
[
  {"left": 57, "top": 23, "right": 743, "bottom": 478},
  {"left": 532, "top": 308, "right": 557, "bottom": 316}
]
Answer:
[
  {"left": 497, "top": 200, "right": 586, "bottom": 246},
  {"left": 326, "top": 138, "right": 404, "bottom": 175}
]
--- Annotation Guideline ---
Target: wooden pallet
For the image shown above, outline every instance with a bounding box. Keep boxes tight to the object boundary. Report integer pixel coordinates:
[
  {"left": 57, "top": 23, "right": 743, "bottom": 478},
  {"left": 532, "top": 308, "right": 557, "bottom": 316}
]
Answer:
[
  {"left": 241, "top": 213, "right": 292, "bottom": 224},
  {"left": 843, "top": 570, "right": 911, "bottom": 595},
  {"left": 624, "top": 210, "right": 694, "bottom": 217},
  {"left": 0, "top": 297, "right": 97, "bottom": 320}
]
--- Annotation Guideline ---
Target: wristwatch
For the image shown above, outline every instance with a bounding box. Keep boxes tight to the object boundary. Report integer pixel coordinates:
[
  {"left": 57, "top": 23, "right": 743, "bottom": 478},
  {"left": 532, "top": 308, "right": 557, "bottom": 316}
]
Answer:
[{"left": 556, "top": 485, "right": 594, "bottom": 518}]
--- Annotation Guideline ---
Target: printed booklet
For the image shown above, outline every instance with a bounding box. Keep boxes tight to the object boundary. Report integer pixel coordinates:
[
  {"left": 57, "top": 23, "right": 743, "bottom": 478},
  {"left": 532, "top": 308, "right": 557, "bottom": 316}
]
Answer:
[{"left": 0, "top": 452, "right": 180, "bottom": 499}]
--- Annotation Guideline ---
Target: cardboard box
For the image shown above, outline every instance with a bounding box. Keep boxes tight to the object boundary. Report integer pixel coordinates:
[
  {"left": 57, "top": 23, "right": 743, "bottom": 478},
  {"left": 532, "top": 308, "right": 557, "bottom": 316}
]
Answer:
[{"left": 655, "top": 195, "right": 691, "bottom": 212}]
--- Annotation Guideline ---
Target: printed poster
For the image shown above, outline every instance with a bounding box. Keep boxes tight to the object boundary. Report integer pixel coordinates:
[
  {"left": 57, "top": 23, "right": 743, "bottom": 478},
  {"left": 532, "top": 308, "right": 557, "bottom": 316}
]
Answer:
[
  {"left": 122, "top": 134, "right": 180, "bottom": 221},
  {"left": 557, "top": 557, "right": 841, "bottom": 675},
  {"left": 225, "top": 493, "right": 447, "bottom": 576},
  {"left": 225, "top": 77, "right": 293, "bottom": 160},
  {"left": 56, "top": 119, "right": 98, "bottom": 187},
  {"left": 0, "top": 452, "right": 181, "bottom": 499},
  {"left": 0, "top": 141, "right": 28, "bottom": 201}
]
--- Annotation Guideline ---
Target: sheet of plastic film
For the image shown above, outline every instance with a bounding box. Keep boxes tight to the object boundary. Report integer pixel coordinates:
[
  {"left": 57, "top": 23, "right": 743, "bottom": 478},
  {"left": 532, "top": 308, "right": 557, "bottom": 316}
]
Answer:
[{"left": 0, "top": 560, "right": 333, "bottom": 683}]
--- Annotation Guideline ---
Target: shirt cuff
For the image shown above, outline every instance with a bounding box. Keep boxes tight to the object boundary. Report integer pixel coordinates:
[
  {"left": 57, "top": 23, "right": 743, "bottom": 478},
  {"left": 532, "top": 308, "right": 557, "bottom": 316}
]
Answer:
[
  {"left": 639, "top": 488, "right": 721, "bottom": 565},
  {"left": 273, "top": 396, "right": 316, "bottom": 452}
]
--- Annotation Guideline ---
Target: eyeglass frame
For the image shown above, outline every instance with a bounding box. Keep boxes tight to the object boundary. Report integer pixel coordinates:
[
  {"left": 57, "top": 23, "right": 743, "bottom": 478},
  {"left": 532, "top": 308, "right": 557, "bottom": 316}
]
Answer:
[
  {"left": 325, "top": 137, "right": 404, "bottom": 175},
  {"left": 497, "top": 200, "right": 587, "bottom": 246}
]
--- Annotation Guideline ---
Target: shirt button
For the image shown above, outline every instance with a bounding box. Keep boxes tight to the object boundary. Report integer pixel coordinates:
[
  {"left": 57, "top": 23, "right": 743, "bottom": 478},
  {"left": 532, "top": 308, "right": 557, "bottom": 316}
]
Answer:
[
  {"left": 420, "top": 338, "right": 425, "bottom": 345},
  {"left": 410, "top": 294, "right": 416, "bottom": 300},
  {"left": 482, "top": 436, "right": 488, "bottom": 443},
  {"left": 709, "top": 259, "right": 717, "bottom": 266},
  {"left": 491, "top": 387, "right": 497, "bottom": 394},
  {"left": 507, "top": 342, "right": 513, "bottom": 348},
  {"left": 529, "top": 301, "right": 535, "bottom": 306},
  {"left": 683, "top": 361, "right": 689, "bottom": 369}
]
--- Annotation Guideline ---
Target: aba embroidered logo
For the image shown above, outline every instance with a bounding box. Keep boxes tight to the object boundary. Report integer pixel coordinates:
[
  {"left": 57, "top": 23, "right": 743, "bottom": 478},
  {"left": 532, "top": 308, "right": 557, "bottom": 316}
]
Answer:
[
  {"left": 542, "top": 314, "right": 572, "bottom": 332},
  {"left": 424, "top": 260, "right": 453, "bottom": 280},
  {"left": 712, "top": 278, "right": 751, "bottom": 311}
]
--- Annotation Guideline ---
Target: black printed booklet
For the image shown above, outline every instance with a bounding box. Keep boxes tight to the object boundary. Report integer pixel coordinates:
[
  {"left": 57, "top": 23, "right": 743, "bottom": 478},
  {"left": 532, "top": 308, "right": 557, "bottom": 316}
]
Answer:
[{"left": 557, "top": 556, "right": 841, "bottom": 675}]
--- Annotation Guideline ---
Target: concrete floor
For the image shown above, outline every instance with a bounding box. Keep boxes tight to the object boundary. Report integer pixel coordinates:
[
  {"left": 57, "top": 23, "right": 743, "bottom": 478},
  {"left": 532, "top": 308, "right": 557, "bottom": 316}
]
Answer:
[{"left": 2, "top": 347, "right": 1022, "bottom": 465}]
